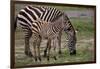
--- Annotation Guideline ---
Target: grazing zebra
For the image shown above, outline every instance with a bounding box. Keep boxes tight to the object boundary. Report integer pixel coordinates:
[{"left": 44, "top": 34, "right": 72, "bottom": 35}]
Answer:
[{"left": 15, "top": 5, "right": 76, "bottom": 58}]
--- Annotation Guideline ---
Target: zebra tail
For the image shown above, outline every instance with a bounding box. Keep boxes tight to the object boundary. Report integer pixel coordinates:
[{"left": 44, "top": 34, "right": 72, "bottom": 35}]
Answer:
[{"left": 14, "top": 16, "right": 17, "bottom": 31}]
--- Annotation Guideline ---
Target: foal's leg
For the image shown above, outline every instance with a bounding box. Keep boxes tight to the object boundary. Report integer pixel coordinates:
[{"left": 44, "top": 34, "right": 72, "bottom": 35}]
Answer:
[
  {"left": 52, "top": 38, "right": 57, "bottom": 60},
  {"left": 33, "top": 40, "right": 37, "bottom": 61},
  {"left": 29, "top": 34, "right": 38, "bottom": 61},
  {"left": 43, "top": 40, "right": 51, "bottom": 57},
  {"left": 37, "top": 37, "right": 42, "bottom": 61},
  {"left": 32, "top": 35, "right": 39, "bottom": 61},
  {"left": 44, "top": 31, "right": 62, "bottom": 57},
  {"left": 46, "top": 39, "right": 51, "bottom": 61},
  {"left": 31, "top": 35, "right": 42, "bottom": 61},
  {"left": 58, "top": 31, "right": 62, "bottom": 54}
]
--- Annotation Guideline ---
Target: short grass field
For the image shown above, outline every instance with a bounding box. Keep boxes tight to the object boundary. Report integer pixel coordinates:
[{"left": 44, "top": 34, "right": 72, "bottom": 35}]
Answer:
[{"left": 14, "top": 4, "right": 95, "bottom": 67}]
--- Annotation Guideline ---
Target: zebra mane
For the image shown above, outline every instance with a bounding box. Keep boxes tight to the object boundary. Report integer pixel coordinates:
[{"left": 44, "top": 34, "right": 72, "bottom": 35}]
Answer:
[{"left": 51, "top": 13, "right": 63, "bottom": 22}]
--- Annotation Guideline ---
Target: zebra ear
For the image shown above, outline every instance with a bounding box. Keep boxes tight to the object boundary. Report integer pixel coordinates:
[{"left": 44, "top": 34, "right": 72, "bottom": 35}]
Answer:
[{"left": 63, "top": 13, "right": 68, "bottom": 19}]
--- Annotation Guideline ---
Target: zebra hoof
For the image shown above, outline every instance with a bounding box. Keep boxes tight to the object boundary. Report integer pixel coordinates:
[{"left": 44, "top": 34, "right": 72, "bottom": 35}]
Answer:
[
  {"left": 47, "top": 56, "right": 50, "bottom": 61},
  {"left": 43, "top": 51, "right": 47, "bottom": 57},
  {"left": 35, "top": 58, "right": 37, "bottom": 61},
  {"left": 58, "top": 51, "right": 62, "bottom": 54},
  {"left": 70, "top": 50, "right": 76, "bottom": 55},
  {"left": 25, "top": 51, "right": 33, "bottom": 57},
  {"left": 38, "top": 57, "right": 41, "bottom": 61},
  {"left": 54, "top": 56, "right": 57, "bottom": 60}
]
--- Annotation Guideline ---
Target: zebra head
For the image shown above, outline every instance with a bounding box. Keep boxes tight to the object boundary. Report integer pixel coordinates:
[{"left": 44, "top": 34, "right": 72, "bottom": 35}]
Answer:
[{"left": 63, "top": 13, "right": 77, "bottom": 55}]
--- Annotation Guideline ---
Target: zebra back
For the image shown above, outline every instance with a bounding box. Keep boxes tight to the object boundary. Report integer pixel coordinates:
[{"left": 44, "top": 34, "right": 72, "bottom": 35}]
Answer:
[
  {"left": 16, "top": 5, "right": 63, "bottom": 28},
  {"left": 40, "top": 7, "right": 63, "bottom": 22}
]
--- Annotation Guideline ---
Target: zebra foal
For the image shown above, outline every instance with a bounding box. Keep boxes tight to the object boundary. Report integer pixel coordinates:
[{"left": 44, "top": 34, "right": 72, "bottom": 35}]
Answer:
[{"left": 30, "top": 17, "right": 63, "bottom": 61}]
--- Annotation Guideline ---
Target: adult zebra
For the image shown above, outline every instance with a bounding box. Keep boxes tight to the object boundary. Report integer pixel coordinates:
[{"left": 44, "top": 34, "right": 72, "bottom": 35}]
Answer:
[{"left": 15, "top": 5, "right": 76, "bottom": 58}]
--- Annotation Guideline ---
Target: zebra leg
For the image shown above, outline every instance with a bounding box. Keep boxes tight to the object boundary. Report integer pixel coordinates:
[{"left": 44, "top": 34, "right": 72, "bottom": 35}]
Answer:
[
  {"left": 25, "top": 31, "right": 33, "bottom": 57},
  {"left": 43, "top": 40, "right": 50, "bottom": 57},
  {"left": 37, "top": 37, "right": 42, "bottom": 61},
  {"left": 58, "top": 31, "right": 62, "bottom": 54},
  {"left": 47, "top": 39, "right": 51, "bottom": 61},
  {"left": 33, "top": 40, "right": 37, "bottom": 61},
  {"left": 52, "top": 39, "right": 57, "bottom": 60},
  {"left": 43, "top": 47, "right": 47, "bottom": 57},
  {"left": 31, "top": 35, "right": 39, "bottom": 61}
]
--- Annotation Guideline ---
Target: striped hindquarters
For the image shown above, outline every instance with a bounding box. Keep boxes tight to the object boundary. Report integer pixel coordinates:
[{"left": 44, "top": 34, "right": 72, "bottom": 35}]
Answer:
[{"left": 16, "top": 5, "right": 45, "bottom": 30}]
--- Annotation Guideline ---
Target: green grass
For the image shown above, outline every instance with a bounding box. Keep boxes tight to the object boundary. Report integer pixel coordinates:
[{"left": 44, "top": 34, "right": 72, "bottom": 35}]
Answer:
[{"left": 71, "top": 17, "right": 94, "bottom": 31}]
